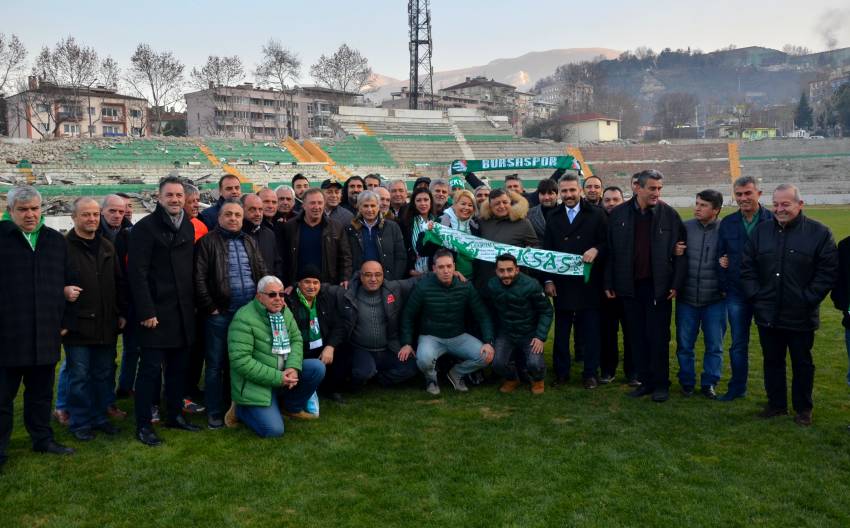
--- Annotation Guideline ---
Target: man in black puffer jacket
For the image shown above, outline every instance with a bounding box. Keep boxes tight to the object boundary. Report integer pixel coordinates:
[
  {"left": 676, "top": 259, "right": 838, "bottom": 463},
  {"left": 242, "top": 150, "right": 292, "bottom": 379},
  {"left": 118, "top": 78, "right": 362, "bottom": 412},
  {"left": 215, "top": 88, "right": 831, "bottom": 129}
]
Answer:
[
  {"left": 741, "top": 184, "right": 837, "bottom": 426},
  {"left": 604, "top": 170, "right": 686, "bottom": 403}
]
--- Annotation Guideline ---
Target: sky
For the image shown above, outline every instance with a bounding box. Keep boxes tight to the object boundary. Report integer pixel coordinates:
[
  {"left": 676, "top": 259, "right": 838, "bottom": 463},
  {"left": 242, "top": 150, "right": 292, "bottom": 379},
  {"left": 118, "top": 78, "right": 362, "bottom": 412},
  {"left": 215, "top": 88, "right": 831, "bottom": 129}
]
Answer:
[{"left": 3, "top": 0, "right": 850, "bottom": 83}]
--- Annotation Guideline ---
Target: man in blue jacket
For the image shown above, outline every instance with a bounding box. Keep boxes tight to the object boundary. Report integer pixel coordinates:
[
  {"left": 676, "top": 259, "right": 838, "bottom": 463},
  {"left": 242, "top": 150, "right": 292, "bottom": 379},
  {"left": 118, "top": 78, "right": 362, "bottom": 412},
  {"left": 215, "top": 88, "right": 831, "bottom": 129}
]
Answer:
[{"left": 715, "top": 176, "right": 773, "bottom": 401}]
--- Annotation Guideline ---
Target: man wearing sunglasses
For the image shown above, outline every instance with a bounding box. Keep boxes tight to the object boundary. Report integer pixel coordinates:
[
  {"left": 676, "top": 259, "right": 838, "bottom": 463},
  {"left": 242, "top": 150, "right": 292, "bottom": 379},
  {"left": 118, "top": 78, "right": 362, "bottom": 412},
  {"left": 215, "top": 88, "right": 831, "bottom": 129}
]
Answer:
[{"left": 226, "top": 276, "right": 325, "bottom": 437}]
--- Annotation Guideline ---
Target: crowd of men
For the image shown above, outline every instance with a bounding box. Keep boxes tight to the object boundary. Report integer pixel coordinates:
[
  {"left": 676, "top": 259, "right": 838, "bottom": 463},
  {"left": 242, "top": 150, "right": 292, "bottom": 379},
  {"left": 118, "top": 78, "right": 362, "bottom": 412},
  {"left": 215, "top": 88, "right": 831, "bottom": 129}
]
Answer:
[{"left": 1, "top": 165, "right": 847, "bottom": 468}]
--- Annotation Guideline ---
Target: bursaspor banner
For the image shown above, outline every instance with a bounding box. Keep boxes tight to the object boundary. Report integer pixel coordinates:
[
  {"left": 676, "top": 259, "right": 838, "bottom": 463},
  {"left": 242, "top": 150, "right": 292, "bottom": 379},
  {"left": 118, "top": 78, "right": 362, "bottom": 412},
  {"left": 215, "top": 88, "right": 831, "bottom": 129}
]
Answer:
[{"left": 449, "top": 156, "right": 582, "bottom": 175}]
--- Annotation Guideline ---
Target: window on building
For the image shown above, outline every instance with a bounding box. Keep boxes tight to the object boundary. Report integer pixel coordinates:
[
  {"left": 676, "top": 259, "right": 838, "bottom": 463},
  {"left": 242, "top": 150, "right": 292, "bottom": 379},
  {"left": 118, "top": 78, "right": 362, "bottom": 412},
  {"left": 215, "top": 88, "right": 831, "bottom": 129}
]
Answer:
[
  {"left": 63, "top": 123, "right": 80, "bottom": 135},
  {"left": 132, "top": 127, "right": 142, "bottom": 136},
  {"left": 89, "top": 107, "right": 97, "bottom": 115},
  {"left": 130, "top": 109, "right": 142, "bottom": 118},
  {"left": 102, "top": 107, "right": 120, "bottom": 118},
  {"left": 36, "top": 103, "right": 50, "bottom": 113},
  {"left": 103, "top": 125, "right": 121, "bottom": 135},
  {"left": 263, "top": 99, "right": 274, "bottom": 107}
]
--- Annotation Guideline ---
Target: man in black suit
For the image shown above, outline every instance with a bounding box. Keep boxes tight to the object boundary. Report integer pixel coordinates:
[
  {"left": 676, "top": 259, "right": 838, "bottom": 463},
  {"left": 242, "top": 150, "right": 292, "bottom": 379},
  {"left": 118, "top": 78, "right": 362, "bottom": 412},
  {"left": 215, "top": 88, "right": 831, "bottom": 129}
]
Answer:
[{"left": 543, "top": 174, "right": 607, "bottom": 389}]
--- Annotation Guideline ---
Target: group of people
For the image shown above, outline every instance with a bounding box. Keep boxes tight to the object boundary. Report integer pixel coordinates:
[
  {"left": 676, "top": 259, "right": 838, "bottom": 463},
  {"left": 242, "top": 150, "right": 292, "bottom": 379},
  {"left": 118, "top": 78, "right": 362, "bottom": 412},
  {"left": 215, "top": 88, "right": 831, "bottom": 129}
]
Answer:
[{"left": 1, "top": 164, "right": 847, "bottom": 468}]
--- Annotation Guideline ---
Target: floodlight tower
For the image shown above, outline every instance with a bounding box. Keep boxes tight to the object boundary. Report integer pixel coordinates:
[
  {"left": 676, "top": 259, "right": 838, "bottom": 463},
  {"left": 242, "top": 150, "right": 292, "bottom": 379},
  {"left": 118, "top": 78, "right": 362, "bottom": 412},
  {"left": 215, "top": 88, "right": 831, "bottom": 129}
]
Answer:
[{"left": 408, "top": 0, "right": 434, "bottom": 109}]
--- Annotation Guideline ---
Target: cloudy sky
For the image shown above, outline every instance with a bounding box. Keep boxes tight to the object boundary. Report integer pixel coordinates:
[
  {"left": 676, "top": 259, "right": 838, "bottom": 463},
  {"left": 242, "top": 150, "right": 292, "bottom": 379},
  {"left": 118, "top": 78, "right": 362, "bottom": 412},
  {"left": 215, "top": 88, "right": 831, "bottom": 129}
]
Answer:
[{"left": 3, "top": 0, "right": 850, "bottom": 81}]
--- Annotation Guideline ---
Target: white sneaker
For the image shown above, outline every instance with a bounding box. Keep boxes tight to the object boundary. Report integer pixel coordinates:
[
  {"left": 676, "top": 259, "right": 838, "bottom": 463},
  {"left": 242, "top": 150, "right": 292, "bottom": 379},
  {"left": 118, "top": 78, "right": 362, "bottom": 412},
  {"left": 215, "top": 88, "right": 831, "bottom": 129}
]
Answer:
[{"left": 425, "top": 381, "right": 440, "bottom": 395}]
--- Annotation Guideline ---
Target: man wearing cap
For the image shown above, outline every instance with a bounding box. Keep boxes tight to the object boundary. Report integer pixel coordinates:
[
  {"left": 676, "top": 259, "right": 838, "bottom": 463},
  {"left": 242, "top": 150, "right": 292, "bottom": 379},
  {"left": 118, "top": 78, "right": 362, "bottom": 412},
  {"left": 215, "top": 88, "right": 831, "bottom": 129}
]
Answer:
[
  {"left": 413, "top": 176, "right": 431, "bottom": 191},
  {"left": 280, "top": 188, "right": 352, "bottom": 288},
  {"left": 321, "top": 179, "right": 354, "bottom": 226},
  {"left": 285, "top": 265, "right": 347, "bottom": 402}
]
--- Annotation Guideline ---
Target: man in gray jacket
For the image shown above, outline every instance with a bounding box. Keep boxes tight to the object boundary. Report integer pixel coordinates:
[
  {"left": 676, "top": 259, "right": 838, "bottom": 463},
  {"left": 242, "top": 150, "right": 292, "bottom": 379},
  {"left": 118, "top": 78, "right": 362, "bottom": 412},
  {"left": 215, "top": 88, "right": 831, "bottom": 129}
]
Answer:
[{"left": 675, "top": 190, "right": 725, "bottom": 399}]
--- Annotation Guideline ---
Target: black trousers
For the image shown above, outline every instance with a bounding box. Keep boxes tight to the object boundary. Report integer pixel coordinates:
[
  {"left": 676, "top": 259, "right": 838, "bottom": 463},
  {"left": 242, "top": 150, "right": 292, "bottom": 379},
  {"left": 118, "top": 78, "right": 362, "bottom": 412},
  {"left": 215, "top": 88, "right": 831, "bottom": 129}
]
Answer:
[
  {"left": 552, "top": 308, "right": 601, "bottom": 379},
  {"left": 757, "top": 326, "right": 815, "bottom": 413},
  {"left": 306, "top": 346, "right": 350, "bottom": 393},
  {"left": 622, "top": 280, "right": 672, "bottom": 391},
  {"left": 600, "top": 296, "right": 634, "bottom": 380},
  {"left": 135, "top": 347, "right": 187, "bottom": 429},
  {"left": 0, "top": 364, "right": 56, "bottom": 459}
]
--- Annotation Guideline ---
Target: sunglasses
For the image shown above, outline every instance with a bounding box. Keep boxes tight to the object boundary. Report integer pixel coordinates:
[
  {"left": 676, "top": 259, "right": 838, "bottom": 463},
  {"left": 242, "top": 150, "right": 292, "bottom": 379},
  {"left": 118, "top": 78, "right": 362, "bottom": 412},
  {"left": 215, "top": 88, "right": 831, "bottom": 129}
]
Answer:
[{"left": 262, "top": 291, "right": 284, "bottom": 298}]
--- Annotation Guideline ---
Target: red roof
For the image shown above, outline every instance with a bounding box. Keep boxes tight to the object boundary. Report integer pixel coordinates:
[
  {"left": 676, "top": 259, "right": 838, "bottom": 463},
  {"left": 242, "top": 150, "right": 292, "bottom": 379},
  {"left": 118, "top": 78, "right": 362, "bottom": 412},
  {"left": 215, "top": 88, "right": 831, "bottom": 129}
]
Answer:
[{"left": 561, "top": 113, "right": 620, "bottom": 123}]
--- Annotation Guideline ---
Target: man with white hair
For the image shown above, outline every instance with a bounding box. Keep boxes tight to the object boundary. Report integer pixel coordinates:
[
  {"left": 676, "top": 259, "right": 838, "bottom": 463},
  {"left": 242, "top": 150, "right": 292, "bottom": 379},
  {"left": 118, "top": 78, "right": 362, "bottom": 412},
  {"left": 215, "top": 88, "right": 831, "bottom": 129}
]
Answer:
[
  {"left": 387, "top": 179, "right": 408, "bottom": 220},
  {"left": 375, "top": 186, "right": 392, "bottom": 219},
  {"left": 226, "top": 275, "right": 326, "bottom": 436},
  {"left": 741, "top": 184, "right": 837, "bottom": 426},
  {"left": 1, "top": 186, "right": 76, "bottom": 466},
  {"left": 273, "top": 185, "right": 297, "bottom": 224}
]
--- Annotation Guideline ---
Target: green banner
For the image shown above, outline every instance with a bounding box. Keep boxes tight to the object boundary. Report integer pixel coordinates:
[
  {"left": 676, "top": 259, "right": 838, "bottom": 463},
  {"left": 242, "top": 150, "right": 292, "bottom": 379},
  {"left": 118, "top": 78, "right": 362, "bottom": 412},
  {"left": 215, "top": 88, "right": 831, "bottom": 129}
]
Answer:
[
  {"left": 423, "top": 224, "right": 591, "bottom": 282},
  {"left": 449, "top": 156, "right": 581, "bottom": 175}
]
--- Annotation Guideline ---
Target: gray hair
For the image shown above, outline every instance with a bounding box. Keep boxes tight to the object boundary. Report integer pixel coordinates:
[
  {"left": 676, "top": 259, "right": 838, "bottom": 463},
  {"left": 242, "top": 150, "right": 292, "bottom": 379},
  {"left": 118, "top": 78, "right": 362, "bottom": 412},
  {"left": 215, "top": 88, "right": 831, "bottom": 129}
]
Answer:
[
  {"left": 183, "top": 183, "right": 200, "bottom": 197},
  {"left": 388, "top": 179, "right": 407, "bottom": 191},
  {"left": 357, "top": 190, "right": 380, "bottom": 207},
  {"left": 274, "top": 185, "right": 294, "bottom": 198},
  {"left": 733, "top": 176, "right": 759, "bottom": 190},
  {"left": 429, "top": 178, "right": 449, "bottom": 191},
  {"left": 635, "top": 169, "right": 664, "bottom": 188},
  {"left": 240, "top": 193, "right": 260, "bottom": 206},
  {"left": 101, "top": 194, "right": 126, "bottom": 209},
  {"left": 774, "top": 183, "right": 802, "bottom": 202},
  {"left": 257, "top": 275, "right": 283, "bottom": 292},
  {"left": 6, "top": 185, "right": 42, "bottom": 210}
]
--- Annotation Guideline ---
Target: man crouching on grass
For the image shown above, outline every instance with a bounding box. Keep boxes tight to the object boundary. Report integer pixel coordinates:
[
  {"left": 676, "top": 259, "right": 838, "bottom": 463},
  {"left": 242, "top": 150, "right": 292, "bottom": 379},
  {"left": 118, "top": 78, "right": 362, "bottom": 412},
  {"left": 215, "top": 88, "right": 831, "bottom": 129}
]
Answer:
[
  {"left": 225, "top": 276, "right": 325, "bottom": 438},
  {"left": 484, "top": 254, "right": 553, "bottom": 395},
  {"left": 399, "top": 249, "right": 495, "bottom": 395}
]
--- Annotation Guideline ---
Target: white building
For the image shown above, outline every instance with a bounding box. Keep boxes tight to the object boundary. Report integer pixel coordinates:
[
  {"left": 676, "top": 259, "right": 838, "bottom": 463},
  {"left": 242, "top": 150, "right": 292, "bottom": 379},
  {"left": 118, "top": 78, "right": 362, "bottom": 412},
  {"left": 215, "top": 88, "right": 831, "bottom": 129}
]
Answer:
[{"left": 561, "top": 113, "right": 620, "bottom": 142}]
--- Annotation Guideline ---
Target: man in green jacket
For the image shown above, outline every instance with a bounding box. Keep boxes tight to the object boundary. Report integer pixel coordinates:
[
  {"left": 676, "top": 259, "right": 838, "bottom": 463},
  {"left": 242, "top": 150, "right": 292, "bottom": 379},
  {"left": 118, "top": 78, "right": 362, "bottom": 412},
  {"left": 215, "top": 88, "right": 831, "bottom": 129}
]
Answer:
[
  {"left": 226, "top": 275, "right": 325, "bottom": 438},
  {"left": 485, "top": 254, "right": 553, "bottom": 395},
  {"left": 399, "top": 249, "right": 495, "bottom": 395}
]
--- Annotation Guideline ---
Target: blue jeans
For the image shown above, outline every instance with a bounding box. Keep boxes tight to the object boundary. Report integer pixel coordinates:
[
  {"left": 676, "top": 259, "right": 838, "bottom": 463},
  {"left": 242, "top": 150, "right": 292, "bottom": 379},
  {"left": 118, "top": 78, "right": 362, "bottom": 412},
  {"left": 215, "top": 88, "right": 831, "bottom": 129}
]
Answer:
[
  {"left": 117, "top": 323, "right": 140, "bottom": 392},
  {"left": 236, "top": 359, "right": 325, "bottom": 438},
  {"left": 675, "top": 301, "right": 727, "bottom": 388},
  {"left": 493, "top": 334, "right": 546, "bottom": 382},
  {"left": 415, "top": 334, "right": 488, "bottom": 383},
  {"left": 66, "top": 345, "right": 116, "bottom": 432},
  {"left": 725, "top": 294, "right": 754, "bottom": 396},
  {"left": 205, "top": 312, "right": 234, "bottom": 419},
  {"left": 56, "top": 357, "right": 69, "bottom": 411}
]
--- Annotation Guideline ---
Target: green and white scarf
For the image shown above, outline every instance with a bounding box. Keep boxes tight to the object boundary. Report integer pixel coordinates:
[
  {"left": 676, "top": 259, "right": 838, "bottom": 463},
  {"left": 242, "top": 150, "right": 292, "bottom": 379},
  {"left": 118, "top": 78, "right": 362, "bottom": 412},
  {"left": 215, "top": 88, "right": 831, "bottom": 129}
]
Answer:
[
  {"left": 423, "top": 223, "right": 591, "bottom": 281},
  {"left": 297, "top": 289, "right": 323, "bottom": 350},
  {"left": 411, "top": 216, "right": 431, "bottom": 273},
  {"left": 268, "top": 311, "right": 291, "bottom": 370}
]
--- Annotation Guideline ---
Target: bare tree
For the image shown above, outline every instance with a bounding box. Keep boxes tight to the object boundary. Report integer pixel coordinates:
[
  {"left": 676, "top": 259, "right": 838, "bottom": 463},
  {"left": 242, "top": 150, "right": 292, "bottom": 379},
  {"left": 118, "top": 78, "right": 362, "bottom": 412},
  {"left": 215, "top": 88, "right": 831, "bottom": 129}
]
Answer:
[
  {"left": 310, "top": 43, "right": 373, "bottom": 100},
  {"left": 255, "top": 39, "right": 301, "bottom": 138},
  {"left": 190, "top": 55, "right": 244, "bottom": 89},
  {"left": 782, "top": 44, "right": 811, "bottom": 56},
  {"left": 100, "top": 56, "right": 120, "bottom": 89},
  {"left": 32, "top": 36, "right": 101, "bottom": 137},
  {"left": 653, "top": 92, "right": 699, "bottom": 137},
  {"left": 0, "top": 33, "right": 27, "bottom": 94},
  {"left": 126, "top": 43, "right": 184, "bottom": 135}
]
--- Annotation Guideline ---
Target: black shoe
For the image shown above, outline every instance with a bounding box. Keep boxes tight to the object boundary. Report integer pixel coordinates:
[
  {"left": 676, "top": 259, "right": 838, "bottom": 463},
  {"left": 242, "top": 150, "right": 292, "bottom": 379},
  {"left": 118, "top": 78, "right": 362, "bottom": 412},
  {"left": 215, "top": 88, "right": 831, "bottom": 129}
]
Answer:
[
  {"left": 136, "top": 427, "right": 162, "bottom": 447},
  {"left": 552, "top": 374, "right": 569, "bottom": 387},
  {"left": 207, "top": 417, "right": 224, "bottom": 430},
  {"left": 701, "top": 385, "right": 718, "bottom": 400},
  {"left": 758, "top": 406, "right": 788, "bottom": 419},
  {"left": 72, "top": 429, "right": 96, "bottom": 442},
  {"left": 681, "top": 385, "right": 695, "bottom": 397},
  {"left": 652, "top": 389, "right": 670, "bottom": 403},
  {"left": 583, "top": 377, "right": 598, "bottom": 390},
  {"left": 165, "top": 415, "right": 201, "bottom": 432},
  {"left": 93, "top": 422, "right": 121, "bottom": 435},
  {"left": 628, "top": 385, "right": 653, "bottom": 398},
  {"left": 627, "top": 378, "right": 642, "bottom": 387},
  {"left": 34, "top": 440, "right": 75, "bottom": 455}
]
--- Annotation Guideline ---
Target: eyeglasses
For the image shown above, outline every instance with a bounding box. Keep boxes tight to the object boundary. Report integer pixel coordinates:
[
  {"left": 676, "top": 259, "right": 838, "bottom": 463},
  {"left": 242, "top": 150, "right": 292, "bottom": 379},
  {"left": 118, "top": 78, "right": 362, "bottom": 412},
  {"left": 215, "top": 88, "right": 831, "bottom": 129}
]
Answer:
[{"left": 262, "top": 291, "right": 284, "bottom": 298}]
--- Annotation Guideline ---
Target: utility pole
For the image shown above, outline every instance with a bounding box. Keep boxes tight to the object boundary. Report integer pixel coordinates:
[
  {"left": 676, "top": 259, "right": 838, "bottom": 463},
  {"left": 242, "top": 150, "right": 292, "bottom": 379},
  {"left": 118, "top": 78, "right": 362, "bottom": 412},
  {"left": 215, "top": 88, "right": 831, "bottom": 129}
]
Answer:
[{"left": 408, "top": 0, "right": 434, "bottom": 110}]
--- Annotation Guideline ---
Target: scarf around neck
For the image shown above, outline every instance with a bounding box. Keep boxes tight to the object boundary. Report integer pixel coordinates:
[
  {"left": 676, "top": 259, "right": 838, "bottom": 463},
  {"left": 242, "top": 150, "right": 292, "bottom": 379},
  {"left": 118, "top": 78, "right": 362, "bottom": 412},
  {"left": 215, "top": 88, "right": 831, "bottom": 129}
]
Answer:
[
  {"left": 268, "top": 310, "right": 291, "bottom": 370},
  {"left": 297, "top": 289, "right": 323, "bottom": 349}
]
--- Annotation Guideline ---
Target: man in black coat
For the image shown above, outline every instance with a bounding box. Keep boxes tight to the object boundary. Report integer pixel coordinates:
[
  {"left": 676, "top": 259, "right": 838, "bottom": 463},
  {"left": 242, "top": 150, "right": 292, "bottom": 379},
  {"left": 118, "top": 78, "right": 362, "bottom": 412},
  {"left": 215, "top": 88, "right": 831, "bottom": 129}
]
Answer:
[
  {"left": 604, "top": 170, "right": 687, "bottom": 402},
  {"left": 742, "top": 184, "right": 837, "bottom": 426},
  {"left": 199, "top": 174, "right": 242, "bottom": 229},
  {"left": 63, "top": 197, "right": 126, "bottom": 442},
  {"left": 286, "top": 265, "right": 348, "bottom": 402},
  {"left": 279, "top": 188, "right": 352, "bottom": 288},
  {"left": 543, "top": 174, "right": 607, "bottom": 388},
  {"left": 128, "top": 176, "right": 200, "bottom": 446},
  {"left": 241, "top": 193, "right": 283, "bottom": 279},
  {"left": 0, "top": 186, "right": 75, "bottom": 467},
  {"left": 831, "top": 234, "right": 850, "bottom": 391}
]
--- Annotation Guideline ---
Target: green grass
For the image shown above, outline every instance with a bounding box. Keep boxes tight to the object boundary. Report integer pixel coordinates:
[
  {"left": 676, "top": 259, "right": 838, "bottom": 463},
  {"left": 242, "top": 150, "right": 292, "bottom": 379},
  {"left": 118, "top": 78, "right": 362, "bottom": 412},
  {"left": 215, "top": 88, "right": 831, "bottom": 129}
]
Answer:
[{"left": 4, "top": 207, "right": 850, "bottom": 527}]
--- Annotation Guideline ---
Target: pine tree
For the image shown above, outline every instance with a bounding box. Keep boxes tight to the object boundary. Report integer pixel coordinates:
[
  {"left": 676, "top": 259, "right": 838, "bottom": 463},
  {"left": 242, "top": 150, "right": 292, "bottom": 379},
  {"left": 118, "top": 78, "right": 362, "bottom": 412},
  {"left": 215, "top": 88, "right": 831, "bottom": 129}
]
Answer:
[{"left": 795, "top": 92, "right": 813, "bottom": 130}]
